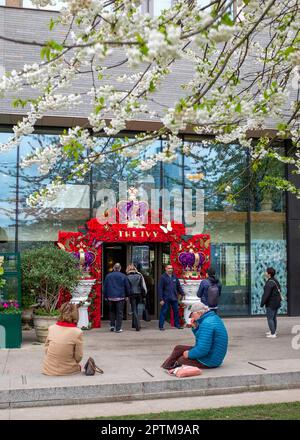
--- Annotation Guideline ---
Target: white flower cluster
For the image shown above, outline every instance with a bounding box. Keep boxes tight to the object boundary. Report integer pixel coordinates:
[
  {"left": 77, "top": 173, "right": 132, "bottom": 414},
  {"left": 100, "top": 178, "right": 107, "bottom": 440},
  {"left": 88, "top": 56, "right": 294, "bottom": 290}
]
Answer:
[
  {"left": 0, "top": 0, "right": 297, "bottom": 205},
  {"left": 21, "top": 145, "right": 62, "bottom": 175},
  {"left": 26, "top": 179, "right": 64, "bottom": 208},
  {"left": 209, "top": 25, "right": 236, "bottom": 43}
]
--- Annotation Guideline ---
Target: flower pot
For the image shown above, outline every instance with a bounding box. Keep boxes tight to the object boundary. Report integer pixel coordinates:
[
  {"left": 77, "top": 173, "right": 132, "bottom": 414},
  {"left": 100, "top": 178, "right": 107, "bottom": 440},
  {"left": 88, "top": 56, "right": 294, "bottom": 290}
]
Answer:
[
  {"left": 22, "top": 308, "right": 33, "bottom": 330},
  {"left": 0, "top": 313, "right": 22, "bottom": 348},
  {"left": 33, "top": 315, "right": 58, "bottom": 343}
]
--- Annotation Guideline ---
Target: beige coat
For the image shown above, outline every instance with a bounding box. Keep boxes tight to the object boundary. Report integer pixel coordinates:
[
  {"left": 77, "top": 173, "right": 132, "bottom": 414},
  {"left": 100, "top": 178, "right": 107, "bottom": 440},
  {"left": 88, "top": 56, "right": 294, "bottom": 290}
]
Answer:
[{"left": 42, "top": 324, "right": 83, "bottom": 376}]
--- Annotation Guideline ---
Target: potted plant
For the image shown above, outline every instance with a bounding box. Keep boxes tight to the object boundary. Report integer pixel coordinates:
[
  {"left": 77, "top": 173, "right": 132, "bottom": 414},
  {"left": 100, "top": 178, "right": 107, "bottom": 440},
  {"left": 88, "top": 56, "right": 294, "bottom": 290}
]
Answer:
[
  {"left": 21, "top": 289, "right": 36, "bottom": 330},
  {"left": 21, "top": 246, "right": 81, "bottom": 342},
  {"left": 0, "top": 299, "right": 22, "bottom": 348}
]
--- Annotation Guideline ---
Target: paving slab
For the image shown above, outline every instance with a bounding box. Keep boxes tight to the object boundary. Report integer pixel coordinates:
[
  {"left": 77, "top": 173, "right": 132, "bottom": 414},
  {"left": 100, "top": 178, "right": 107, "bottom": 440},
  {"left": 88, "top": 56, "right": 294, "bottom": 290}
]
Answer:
[{"left": 0, "top": 317, "right": 299, "bottom": 409}]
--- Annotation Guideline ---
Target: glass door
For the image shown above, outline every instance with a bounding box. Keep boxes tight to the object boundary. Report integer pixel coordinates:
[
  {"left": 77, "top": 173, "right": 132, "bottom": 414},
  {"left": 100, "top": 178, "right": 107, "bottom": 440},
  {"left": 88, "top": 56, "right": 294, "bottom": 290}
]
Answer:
[{"left": 129, "top": 244, "right": 157, "bottom": 317}]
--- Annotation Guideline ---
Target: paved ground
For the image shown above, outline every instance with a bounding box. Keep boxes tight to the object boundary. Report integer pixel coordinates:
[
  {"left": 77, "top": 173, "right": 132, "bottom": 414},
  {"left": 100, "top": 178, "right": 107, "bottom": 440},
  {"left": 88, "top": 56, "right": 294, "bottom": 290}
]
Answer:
[{"left": 0, "top": 316, "right": 300, "bottom": 418}]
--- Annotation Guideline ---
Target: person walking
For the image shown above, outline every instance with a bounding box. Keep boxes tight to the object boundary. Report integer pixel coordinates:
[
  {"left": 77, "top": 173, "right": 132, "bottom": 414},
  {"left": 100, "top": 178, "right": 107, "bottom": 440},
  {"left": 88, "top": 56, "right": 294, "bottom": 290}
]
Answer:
[
  {"left": 161, "top": 301, "right": 228, "bottom": 370},
  {"left": 261, "top": 267, "right": 282, "bottom": 338},
  {"left": 126, "top": 264, "right": 147, "bottom": 331},
  {"left": 42, "top": 302, "right": 83, "bottom": 376},
  {"left": 158, "top": 264, "right": 185, "bottom": 331},
  {"left": 197, "top": 267, "right": 222, "bottom": 313},
  {"left": 103, "top": 263, "right": 132, "bottom": 333}
]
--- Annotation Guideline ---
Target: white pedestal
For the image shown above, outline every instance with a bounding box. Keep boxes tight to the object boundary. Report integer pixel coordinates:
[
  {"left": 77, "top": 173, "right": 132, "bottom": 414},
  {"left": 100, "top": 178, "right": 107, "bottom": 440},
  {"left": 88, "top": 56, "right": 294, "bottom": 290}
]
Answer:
[
  {"left": 179, "top": 279, "right": 202, "bottom": 325},
  {"left": 70, "top": 278, "right": 95, "bottom": 329}
]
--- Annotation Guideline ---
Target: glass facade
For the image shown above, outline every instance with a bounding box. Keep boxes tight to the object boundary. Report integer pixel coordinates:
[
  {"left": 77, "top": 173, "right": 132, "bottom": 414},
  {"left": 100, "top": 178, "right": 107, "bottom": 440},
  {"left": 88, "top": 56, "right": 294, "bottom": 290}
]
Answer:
[{"left": 0, "top": 129, "right": 287, "bottom": 316}]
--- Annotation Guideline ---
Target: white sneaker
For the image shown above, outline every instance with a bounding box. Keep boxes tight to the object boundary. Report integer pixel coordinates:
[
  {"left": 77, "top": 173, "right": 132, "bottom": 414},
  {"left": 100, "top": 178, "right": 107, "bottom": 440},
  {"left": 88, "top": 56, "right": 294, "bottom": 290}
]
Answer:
[
  {"left": 266, "top": 332, "right": 271, "bottom": 335},
  {"left": 266, "top": 333, "right": 277, "bottom": 338},
  {"left": 115, "top": 329, "right": 123, "bottom": 333}
]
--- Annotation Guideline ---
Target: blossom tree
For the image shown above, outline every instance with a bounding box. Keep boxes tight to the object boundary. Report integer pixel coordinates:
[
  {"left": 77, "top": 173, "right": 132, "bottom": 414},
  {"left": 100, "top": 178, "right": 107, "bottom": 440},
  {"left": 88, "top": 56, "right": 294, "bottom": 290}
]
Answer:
[{"left": 0, "top": 0, "right": 299, "bottom": 206}]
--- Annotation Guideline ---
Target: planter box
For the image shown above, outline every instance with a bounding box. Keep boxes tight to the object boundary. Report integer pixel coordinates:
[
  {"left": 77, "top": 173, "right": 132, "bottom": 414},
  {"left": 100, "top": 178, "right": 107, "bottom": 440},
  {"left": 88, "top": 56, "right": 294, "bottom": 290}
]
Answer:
[{"left": 0, "top": 313, "right": 22, "bottom": 348}]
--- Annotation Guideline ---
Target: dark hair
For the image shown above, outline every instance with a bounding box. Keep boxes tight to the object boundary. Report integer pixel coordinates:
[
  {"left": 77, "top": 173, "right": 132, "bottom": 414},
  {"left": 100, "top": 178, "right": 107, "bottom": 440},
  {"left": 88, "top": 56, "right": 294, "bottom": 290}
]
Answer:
[
  {"left": 266, "top": 267, "right": 276, "bottom": 277},
  {"left": 207, "top": 267, "right": 216, "bottom": 277}
]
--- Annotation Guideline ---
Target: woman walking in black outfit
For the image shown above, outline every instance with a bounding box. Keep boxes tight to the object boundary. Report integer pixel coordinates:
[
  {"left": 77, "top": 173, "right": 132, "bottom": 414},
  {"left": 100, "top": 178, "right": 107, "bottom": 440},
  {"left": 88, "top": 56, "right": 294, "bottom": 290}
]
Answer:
[
  {"left": 261, "top": 267, "right": 282, "bottom": 338},
  {"left": 126, "top": 264, "right": 147, "bottom": 331}
]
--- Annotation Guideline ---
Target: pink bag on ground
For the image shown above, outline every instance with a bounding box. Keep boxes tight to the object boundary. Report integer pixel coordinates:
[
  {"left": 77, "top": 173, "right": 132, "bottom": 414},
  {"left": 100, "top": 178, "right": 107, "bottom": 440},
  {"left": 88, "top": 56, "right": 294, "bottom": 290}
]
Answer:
[{"left": 168, "top": 365, "right": 202, "bottom": 378}]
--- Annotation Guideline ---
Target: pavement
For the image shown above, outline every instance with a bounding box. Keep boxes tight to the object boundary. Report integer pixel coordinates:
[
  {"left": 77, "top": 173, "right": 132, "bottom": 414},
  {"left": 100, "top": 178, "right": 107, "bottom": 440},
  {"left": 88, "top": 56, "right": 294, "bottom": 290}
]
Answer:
[{"left": 0, "top": 316, "right": 300, "bottom": 419}]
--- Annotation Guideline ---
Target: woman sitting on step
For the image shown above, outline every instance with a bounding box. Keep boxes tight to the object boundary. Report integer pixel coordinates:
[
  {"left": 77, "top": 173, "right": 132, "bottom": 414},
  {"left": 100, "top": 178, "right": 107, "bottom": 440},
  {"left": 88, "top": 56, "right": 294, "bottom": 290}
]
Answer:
[{"left": 42, "top": 302, "right": 83, "bottom": 376}]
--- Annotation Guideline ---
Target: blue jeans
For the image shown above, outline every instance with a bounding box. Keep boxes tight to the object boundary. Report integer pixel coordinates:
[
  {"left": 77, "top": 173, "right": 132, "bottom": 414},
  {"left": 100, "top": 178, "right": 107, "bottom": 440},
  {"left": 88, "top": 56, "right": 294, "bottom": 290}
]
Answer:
[
  {"left": 159, "top": 299, "right": 179, "bottom": 329},
  {"left": 266, "top": 307, "right": 278, "bottom": 335}
]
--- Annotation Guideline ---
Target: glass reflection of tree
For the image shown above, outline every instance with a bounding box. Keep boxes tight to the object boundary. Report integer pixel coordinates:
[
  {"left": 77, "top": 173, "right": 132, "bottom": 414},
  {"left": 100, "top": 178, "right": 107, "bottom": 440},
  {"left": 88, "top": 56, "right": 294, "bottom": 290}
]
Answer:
[{"left": 185, "top": 142, "right": 248, "bottom": 212}]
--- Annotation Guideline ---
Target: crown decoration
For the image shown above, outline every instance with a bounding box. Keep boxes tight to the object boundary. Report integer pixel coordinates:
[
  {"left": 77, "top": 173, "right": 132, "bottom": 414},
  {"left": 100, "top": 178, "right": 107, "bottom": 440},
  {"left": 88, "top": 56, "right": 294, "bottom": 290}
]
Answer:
[
  {"left": 117, "top": 186, "right": 149, "bottom": 228},
  {"left": 178, "top": 245, "right": 205, "bottom": 279},
  {"left": 72, "top": 242, "right": 96, "bottom": 276}
]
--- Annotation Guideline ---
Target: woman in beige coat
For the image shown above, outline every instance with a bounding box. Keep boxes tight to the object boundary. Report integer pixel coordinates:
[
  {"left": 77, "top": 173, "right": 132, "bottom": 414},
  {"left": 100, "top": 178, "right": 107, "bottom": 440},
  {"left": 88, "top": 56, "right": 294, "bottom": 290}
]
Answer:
[{"left": 42, "top": 302, "right": 83, "bottom": 376}]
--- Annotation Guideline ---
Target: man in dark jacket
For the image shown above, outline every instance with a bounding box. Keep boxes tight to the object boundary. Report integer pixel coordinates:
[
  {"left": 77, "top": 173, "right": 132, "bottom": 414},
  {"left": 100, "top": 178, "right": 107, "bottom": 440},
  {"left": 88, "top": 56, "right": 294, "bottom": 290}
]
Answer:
[
  {"left": 158, "top": 264, "right": 185, "bottom": 330},
  {"left": 197, "top": 267, "right": 222, "bottom": 313},
  {"left": 103, "top": 263, "right": 132, "bottom": 333},
  {"left": 260, "top": 267, "right": 282, "bottom": 338}
]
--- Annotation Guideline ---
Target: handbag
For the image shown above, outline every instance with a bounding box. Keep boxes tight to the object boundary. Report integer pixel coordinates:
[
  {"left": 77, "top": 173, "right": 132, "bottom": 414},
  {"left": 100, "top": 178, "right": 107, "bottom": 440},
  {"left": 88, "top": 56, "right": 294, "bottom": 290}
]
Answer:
[
  {"left": 84, "top": 357, "right": 104, "bottom": 376},
  {"left": 167, "top": 365, "right": 202, "bottom": 378}
]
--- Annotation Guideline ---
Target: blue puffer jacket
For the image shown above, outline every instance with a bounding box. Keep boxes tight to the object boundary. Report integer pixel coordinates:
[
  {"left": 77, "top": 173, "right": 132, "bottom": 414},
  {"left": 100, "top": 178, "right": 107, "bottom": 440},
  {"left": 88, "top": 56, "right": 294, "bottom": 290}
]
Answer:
[
  {"left": 188, "top": 311, "right": 228, "bottom": 367},
  {"left": 103, "top": 271, "right": 132, "bottom": 299}
]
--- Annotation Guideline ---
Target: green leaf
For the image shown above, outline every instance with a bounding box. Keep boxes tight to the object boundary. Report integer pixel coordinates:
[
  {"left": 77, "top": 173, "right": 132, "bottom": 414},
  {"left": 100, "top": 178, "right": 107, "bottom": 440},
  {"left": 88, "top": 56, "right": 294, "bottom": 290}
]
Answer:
[
  {"left": 221, "top": 13, "right": 234, "bottom": 27},
  {"left": 49, "top": 18, "right": 56, "bottom": 31}
]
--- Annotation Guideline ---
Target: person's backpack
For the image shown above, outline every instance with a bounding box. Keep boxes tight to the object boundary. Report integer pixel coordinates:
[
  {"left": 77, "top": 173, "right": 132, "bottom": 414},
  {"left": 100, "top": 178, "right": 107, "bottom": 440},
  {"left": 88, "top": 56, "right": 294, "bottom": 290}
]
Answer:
[{"left": 207, "top": 282, "right": 220, "bottom": 308}]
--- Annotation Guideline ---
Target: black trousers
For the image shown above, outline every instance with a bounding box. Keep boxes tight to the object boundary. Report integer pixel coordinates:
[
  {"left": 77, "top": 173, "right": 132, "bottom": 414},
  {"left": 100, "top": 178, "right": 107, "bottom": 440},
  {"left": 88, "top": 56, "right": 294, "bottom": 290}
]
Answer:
[
  {"left": 130, "top": 294, "right": 142, "bottom": 330},
  {"left": 109, "top": 300, "right": 125, "bottom": 331}
]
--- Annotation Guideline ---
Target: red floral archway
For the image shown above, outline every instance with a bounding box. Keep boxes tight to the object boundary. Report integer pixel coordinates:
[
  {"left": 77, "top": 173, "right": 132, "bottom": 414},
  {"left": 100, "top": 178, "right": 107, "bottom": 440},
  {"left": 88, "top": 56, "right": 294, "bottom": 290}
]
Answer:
[{"left": 57, "top": 218, "right": 210, "bottom": 328}]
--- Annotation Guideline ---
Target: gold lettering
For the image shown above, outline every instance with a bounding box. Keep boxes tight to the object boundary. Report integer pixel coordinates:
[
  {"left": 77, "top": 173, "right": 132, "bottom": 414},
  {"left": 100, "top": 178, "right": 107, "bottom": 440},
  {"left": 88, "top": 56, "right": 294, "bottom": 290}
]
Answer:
[
  {"left": 146, "top": 231, "right": 151, "bottom": 238},
  {"left": 125, "top": 231, "right": 130, "bottom": 238},
  {"left": 153, "top": 231, "right": 158, "bottom": 238},
  {"left": 119, "top": 231, "right": 123, "bottom": 238},
  {"left": 132, "top": 231, "right": 136, "bottom": 237}
]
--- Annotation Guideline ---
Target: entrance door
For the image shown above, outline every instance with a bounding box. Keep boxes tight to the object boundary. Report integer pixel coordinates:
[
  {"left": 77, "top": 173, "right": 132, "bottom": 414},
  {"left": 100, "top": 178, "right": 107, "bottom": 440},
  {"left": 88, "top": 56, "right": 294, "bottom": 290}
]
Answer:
[
  {"left": 102, "top": 244, "right": 127, "bottom": 319},
  {"left": 102, "top": 242, "right": 171, "bottom": 320},
  {"left": 129, "top": 244, "right": 156, "bottom": 317}
]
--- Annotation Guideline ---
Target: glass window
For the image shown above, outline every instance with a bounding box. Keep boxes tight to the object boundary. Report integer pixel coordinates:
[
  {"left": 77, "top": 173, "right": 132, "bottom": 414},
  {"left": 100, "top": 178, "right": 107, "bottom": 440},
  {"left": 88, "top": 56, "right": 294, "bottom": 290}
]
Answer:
[
  {"left": 18, "top": 132, "right": 90, "bottom": 248},
  {"left": 92, "top": 137, "right": 161, "bottom": 225},
  {"left": 0, "top": 132, "right": 16, "bottom": 252},
  {"left": 162, "top": 140, "right": 183, "bottom": 224},
  {"left": 250, "top": 148, "right": 287, "bottom": 315},
  {"left": 184, "top": 139, "right": 249, "bottom": 315}
]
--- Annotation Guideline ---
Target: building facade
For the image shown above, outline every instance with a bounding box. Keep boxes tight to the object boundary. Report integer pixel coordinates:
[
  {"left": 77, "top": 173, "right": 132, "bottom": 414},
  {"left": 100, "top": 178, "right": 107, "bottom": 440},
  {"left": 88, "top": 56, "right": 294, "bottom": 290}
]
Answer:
[{"left": 0, "top": 3, "right": 299, "bottom": 317}]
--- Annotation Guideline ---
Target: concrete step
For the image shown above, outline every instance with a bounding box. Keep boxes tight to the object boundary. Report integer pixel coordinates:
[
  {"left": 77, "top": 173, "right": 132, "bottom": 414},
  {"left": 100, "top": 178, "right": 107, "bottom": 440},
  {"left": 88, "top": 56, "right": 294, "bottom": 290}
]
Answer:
[{"left": 1, "top": 364, "right": 300, "bottom": 409}]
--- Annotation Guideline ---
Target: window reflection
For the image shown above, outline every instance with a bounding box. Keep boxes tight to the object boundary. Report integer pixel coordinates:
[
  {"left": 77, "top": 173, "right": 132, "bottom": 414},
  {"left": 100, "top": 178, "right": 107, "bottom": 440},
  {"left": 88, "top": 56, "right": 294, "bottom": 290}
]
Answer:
[
  {"left": 0, "top": 132, "right": 16, "bottom": 252},
  {"left": 18, "top": 133, "right": 90, "bottom": 247}
]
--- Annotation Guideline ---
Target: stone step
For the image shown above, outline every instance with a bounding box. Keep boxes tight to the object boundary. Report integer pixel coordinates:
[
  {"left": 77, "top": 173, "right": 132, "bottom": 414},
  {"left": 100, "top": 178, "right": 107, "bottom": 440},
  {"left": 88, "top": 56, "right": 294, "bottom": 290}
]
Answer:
[{"left": 1, "top": 369, "right": 300, "bottom": 409}]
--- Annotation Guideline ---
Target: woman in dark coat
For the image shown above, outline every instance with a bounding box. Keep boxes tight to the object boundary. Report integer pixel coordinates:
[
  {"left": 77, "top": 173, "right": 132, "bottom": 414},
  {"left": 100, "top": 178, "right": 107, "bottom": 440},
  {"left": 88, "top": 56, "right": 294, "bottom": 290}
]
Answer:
[
  {"left": 126, "top": 264, "right": 147, "bottom": 331},
  {"left": 260, "top": 267, "right": 282, "bottom": 338}
]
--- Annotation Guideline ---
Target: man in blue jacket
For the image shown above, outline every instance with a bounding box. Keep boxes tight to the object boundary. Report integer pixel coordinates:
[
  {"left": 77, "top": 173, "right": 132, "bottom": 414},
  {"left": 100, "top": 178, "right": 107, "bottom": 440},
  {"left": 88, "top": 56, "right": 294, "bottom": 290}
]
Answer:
[
  {"left": 158, "top": 264, "right": 185, "bottom": 331},
  {"left": 197, "top": 267, "right": 222, "bottom": 313},
  {"left": 161, "top": 301, "right": 228, "bottom": 369},
  {"left": 103, "top": 263, "right": 132, "bottom": 333}
]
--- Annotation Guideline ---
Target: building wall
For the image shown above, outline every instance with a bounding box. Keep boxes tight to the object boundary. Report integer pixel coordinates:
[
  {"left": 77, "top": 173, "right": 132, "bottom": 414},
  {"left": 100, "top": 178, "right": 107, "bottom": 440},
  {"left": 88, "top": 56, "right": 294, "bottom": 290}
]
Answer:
[{"left": 0, "top": 129, "right": 289, "bottom": 316}]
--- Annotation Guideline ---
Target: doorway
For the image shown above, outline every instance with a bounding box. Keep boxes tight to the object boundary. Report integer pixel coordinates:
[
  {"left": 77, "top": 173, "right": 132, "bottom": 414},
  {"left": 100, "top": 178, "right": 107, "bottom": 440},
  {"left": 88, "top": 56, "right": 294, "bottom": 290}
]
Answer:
[{"left": 102, "top": 243, "right": 170, "bottom": 320}]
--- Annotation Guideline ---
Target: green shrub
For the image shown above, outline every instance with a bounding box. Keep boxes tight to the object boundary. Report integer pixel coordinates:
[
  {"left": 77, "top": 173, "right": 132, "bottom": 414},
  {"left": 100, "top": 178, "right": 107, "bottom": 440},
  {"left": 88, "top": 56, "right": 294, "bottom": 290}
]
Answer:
[{"left": 21, "top": 246, "right": 81, "bottom": 314}]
